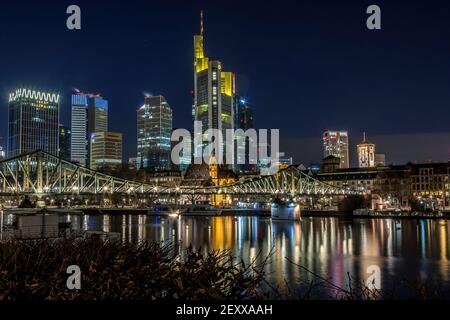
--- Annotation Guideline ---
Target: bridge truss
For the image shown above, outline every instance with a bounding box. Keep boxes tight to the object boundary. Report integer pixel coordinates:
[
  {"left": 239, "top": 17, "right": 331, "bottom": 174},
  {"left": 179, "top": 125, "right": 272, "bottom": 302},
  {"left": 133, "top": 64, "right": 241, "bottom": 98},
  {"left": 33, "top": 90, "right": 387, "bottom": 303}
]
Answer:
[{"left": 0, "top": 150, "right": 357, "bottom": 197}]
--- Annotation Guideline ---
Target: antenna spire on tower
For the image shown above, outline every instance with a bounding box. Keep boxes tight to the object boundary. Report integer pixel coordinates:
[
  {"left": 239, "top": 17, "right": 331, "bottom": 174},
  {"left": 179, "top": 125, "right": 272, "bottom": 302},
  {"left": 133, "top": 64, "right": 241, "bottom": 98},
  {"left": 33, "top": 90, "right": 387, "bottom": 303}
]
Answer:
[
  {"left": 200, "top": 10, "right": 204, "bottom": 36},
  {"left": 363, "top": 132, "right": 366, "bottom": 142}
]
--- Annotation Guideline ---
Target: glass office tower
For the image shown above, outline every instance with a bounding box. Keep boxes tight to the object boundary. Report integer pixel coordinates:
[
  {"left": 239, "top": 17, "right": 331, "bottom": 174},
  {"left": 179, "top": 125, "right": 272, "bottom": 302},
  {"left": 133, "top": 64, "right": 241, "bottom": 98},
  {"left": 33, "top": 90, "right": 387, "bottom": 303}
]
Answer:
[
  {"left": 71, "top": 93, "right": 89, "bottom": 165},
  {"left": 137, "top": 95, "right": 173, "bottom": 170},
  {"left": 70, "top": 91, "right": 108, "bottom": 167},
  {"left": 323, "top": 130, "right": 350, "bottom": 169},
  {"left": 193, "top": 11, "right": 235, "bottom": 160},
  {"left": 7, "top": 88, "right": 60, "bottom": 157}
]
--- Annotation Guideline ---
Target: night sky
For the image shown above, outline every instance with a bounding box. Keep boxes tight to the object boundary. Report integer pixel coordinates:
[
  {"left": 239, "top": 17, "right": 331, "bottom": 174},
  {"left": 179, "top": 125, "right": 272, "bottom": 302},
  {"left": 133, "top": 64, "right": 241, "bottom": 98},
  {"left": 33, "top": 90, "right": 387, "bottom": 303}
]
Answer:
[{"left": 1, "top": 0, "right": 450, "bottom": 167}]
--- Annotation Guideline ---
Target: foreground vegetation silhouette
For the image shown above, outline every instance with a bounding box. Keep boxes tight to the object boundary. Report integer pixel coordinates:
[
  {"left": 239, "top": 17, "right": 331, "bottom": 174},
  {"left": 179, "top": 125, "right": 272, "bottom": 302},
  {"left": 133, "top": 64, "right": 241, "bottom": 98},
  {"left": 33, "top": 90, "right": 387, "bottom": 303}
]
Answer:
[{"left": 0, "top": 238, "right": 445, "bottom": 300}]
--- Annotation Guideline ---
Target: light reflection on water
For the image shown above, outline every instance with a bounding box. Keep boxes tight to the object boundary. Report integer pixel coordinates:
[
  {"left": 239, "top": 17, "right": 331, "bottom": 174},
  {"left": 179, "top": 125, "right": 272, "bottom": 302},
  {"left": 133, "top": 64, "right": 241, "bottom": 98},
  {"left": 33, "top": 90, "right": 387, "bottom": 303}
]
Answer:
[{"left": 75, "top": 214, "right": 450, "bottom": 298}]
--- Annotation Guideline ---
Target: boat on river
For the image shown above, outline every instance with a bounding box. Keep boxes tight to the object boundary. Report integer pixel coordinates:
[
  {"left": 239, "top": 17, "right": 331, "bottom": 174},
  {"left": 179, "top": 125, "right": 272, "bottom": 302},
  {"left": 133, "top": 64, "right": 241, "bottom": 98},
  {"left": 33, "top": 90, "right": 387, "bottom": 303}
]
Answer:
[
  {"left": 181, "top": 205, "right": 222, "bottom": 216},
  {"left": 353, "top": 208, "right": 375, "bottom": 217}
]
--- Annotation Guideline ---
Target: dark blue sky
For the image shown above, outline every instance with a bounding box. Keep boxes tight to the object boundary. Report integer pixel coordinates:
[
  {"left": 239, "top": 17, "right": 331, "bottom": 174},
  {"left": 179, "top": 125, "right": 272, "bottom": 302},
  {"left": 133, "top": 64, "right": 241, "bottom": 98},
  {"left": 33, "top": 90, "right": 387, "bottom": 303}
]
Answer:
[{"left": 1, "top": 0, "right": 450, "bottom": 166}]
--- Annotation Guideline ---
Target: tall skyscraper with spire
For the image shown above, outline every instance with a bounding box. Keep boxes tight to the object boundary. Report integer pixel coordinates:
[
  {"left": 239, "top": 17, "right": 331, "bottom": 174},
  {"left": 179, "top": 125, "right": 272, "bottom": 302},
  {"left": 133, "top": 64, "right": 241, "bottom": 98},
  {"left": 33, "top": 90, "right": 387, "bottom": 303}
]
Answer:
[{"left": 193, "top": 11, "right": 235, "bottom": 160}]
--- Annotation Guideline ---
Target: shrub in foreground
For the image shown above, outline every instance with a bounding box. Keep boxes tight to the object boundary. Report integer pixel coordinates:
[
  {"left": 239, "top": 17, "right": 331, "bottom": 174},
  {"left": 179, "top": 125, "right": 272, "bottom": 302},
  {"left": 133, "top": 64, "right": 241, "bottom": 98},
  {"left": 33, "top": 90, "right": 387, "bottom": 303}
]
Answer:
[{"left": 0, "top": 238, "right": 264, "bottom": 300}]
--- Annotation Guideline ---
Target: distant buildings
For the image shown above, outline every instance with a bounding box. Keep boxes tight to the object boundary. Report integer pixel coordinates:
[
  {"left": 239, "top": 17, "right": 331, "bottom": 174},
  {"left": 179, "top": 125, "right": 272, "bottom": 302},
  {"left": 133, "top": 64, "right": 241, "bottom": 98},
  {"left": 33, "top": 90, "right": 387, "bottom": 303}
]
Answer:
[
  {"left": 172, "top": 128, "right": 192, "bottom": 172},
  {"left": 234, "top": 96, "right": 256, "bottom": 174},
  {"left": 356, "top": 133, "right": 387, "bottom": 168},
  {"left": 58, "top": 124, "right": 71, "bottom": 161},
  {"left": 274, "top": 152, "right": 293, "bottom": 170},
  {"left": 317, "top": 157, "right": 450, "bottom": 211},
  {"left": 70, "top": 90, "right": 109, "bottom": 167},
  {"left": 7, "top": 88, "right": 60, "bottom": 157},
  {"left": 321, "top": 155, "right": 341, "bottom": 173},
  {"left": 137, "top": 95, "right": 173, "bottom": 171},
  {"left": 323, "top": 130, "right": 349, "bottom": 169},
  {"left": 357, "top": 133, "right": 375, "bottom": 168},
  {"left": 234, "top": 96, "right": 254, "bottom": 131},
  {"left": 0, "top": 146, "right": 5, "bottom": 160},
  {"left": 90, "top": 132, "right": 122, "bottom": 170},
  {"left": 193, "top": 11, "right": 235, "bottom": 160},
  {"left": 88, "top": 95, "right": 108, "bottom": 137},
  {"left": 375, "top": 153, "right": 386, "bottom": 166}
]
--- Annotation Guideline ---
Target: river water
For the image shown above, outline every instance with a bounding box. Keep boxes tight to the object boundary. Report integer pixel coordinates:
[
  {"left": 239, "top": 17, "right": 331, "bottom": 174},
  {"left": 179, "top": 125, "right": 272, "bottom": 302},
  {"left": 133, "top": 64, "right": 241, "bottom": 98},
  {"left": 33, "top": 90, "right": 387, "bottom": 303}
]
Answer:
[{"left": 76, "top": 214, "right": 450, "bottom": 299}]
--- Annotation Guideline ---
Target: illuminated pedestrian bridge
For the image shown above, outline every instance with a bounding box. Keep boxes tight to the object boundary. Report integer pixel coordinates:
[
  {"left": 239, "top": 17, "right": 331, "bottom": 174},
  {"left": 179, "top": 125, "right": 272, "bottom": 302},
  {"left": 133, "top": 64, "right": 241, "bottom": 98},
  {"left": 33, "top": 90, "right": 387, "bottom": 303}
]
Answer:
[{"left": 0, "top": 150, "right": 357, "bottom": 198}]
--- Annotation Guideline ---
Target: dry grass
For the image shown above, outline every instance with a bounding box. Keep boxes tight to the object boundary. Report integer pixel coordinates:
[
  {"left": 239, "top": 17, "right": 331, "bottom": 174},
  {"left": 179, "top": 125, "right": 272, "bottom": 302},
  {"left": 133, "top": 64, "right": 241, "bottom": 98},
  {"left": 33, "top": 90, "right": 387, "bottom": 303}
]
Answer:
[{"left": 0, "top": 238, "right": 265, "bottom": 300}]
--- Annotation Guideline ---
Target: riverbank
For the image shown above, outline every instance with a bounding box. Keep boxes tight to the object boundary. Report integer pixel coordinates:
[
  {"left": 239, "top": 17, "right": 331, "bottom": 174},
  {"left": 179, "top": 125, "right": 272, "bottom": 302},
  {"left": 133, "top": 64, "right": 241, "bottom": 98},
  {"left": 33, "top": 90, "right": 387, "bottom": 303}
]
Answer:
[
  {"left": 70, "top": 207, "right": 271, "bottom": 217},
  {"left": 1, "top": 237, "right": 444, "bottom": 300},
  {"left": 302, "top": 209, "right": 450, "bottom": 220},
  {"left": 0, "top": 238, "right": 264, "bottom": 300}
]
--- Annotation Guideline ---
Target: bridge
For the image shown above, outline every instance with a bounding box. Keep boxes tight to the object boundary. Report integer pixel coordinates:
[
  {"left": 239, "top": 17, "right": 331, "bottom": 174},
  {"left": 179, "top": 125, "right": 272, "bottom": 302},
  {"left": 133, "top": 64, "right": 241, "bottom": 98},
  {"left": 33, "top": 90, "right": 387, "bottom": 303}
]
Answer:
[{"left": 0, "top": 150, "right": 358, "bottom": 199}]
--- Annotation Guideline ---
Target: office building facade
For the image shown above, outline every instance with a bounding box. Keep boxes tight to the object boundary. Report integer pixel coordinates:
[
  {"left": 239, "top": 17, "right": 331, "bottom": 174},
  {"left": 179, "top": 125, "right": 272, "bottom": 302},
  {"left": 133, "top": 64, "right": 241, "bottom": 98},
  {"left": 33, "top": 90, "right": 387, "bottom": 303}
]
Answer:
[
  {"left": 233, "top": 96, "right": 256, "bottom": 174},
  {"left": 90, "top": 131, "right": 122, "bottom": 170},
  {"left": 357, "top": 133, "right": 375, "bottom": 168},
  {"left": 323, "top": 130, "right": 349, "bottom": 169},
  {"left": 7, "top": 88, "right": 60, "bottom": 157},
  {"left": 375, "top": 153, "right": 386, "bottom": 167},
  {"left": 88, "top": 96, "right": 108, "bottom": 136},
  {"left": 70, "top": 93, "right": 89, "bottom": 166},
  {"left": 193, "top": 12, "right": 235, "bottom": 160},
  {"left": 70, "top": 91, "right": 108, "bottom": 167},
  {"left": 58, "top": 124, "right": 71, "bottom": 161},
  {"left": 137, "top": 95, "right": 173, "bottom": 170}
]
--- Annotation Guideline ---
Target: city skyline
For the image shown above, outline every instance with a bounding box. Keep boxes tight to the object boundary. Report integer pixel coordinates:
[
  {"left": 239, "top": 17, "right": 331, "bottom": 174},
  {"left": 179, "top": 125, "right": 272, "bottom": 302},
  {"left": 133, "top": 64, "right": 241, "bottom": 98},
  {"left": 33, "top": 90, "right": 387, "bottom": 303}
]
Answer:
[
  {"left": 1, "top": 0, "right": 450, "bottom": 167},
  {"left": 1, "top": 1, "right": 450, "bottom": 305}
]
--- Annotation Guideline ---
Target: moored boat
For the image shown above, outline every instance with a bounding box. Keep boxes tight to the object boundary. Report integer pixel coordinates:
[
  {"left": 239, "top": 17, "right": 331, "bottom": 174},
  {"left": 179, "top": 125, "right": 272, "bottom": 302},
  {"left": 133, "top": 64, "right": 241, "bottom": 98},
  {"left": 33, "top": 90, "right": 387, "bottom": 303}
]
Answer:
[{"left": 181, "top": 205, "right": 222, "bottom": 216}]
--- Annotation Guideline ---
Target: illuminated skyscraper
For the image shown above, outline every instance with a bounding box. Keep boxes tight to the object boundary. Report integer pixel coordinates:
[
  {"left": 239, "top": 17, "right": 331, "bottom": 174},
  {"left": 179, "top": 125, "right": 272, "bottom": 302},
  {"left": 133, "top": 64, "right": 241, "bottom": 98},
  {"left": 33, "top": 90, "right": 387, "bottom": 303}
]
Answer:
[
  {"left": 137, "top": 95, "right": 173, "bottom": 170},
  {"left": 234, "top": 96, "right": 256, "bottom": 173},
  {"left": 70, "top": 90, "right": 108, "bottom": 167},
  {"left": 7, "top": 88, "right": 60, "bottom": 157},
  {"left": 88, "top": 95, "right": 108, "bottom": 137},
  {"left": 323, "top": 130, "right": 349, "bottom": 169},
  {"left": 193, "top": 11, "right": 235, "bottom": 160},
  {"left": 70, "top": 93, "right": 88, "bottom": 165},
  {"left": 357, "top": 133, "right": 375, "bottom": 168}
]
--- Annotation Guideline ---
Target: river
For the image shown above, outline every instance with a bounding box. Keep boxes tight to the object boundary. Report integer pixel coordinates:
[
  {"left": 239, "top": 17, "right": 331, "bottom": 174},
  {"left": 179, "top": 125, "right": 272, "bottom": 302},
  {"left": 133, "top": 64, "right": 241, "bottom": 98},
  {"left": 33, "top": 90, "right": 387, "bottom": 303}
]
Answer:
[{"left": 74, "top": 214, "right": 450, "bottom": 299}]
